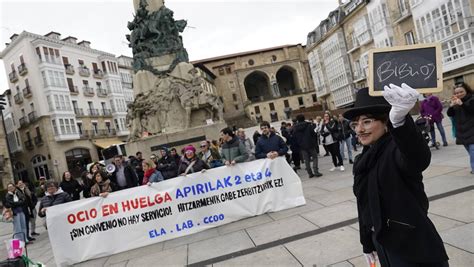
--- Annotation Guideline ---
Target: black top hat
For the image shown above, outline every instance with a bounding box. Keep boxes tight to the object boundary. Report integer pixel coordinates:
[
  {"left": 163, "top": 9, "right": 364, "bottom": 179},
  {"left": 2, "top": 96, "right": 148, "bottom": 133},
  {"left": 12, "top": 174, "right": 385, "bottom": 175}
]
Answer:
[{"left": 343, "top": 87, "right": 391, "bottom": 120}]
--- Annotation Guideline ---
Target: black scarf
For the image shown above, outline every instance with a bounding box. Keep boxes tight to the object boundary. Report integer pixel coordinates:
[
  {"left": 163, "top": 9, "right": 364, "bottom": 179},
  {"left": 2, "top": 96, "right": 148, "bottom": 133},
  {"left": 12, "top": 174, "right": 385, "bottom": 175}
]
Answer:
[{"left": 353, "top": 133, "right": 391, "bottom": 228}]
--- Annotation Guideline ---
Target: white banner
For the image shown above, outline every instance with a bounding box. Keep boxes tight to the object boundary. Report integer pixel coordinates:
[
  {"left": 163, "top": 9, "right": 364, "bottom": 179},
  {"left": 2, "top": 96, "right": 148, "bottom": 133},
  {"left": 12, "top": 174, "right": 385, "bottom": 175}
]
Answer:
[{"left": 47, "top": 157, "right": 306, "bottom": 266}]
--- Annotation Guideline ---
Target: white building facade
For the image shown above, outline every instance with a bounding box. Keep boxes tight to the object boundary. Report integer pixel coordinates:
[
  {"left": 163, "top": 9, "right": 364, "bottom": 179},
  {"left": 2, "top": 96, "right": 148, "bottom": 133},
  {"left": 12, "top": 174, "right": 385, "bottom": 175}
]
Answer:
[
  {"left": 0, "top": 31, "right": 132, "bottom": 180},
  {"left": 306, "top": 8, "right": 355, "bottom": 109}
]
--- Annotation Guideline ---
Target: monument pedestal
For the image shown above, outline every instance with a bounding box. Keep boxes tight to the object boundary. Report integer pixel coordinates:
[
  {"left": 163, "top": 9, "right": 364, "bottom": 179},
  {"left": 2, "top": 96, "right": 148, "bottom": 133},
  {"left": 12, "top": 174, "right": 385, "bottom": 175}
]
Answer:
[{"left": 125, "top": 122, "right": 226, "bottom": 157}]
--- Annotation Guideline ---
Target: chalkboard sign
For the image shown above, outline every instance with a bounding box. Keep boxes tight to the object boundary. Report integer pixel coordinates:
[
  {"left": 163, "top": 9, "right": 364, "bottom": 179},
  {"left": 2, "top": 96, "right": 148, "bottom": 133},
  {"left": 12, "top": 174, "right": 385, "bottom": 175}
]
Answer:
[{"left": 368, "top": 43, "right": 443, "bottom": 96}]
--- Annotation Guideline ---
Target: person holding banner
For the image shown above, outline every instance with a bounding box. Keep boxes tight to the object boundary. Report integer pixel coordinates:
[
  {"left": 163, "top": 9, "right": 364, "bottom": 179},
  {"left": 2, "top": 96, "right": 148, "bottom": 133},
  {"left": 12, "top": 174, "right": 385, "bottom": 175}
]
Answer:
[
  {"left": 110, "top": 155, "right": 139, "bottom": 190},
  {"left": 38, "top": 181, "right": 71, "bottom": 218},
  {"left": 220, "top": 127, "right": 249, "bottom": 166},
  {"left": 142, "top": 160, "right": 164, "bottom": 185},
  {"left": 178, "top": 145, "right": 210, "bottom": 176},
  {"left": 255, "top": 121, "right": 288, "bottom": 160},
  {"left": 344, "top": 84, "right": 448, "bottom": 267},
  {"left": 90, "top": 172, "right": 115, "bottom": 197},
  {"left": 447, "top": 82, "right": 474, "bottom": 174}
]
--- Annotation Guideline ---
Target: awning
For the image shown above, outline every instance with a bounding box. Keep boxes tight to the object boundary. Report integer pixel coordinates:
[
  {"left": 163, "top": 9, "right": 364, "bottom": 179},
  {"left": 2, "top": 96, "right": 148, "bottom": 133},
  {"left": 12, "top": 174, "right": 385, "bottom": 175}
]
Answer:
[{"left": 92, "top": 138, "right": 126, "bottom": 149}]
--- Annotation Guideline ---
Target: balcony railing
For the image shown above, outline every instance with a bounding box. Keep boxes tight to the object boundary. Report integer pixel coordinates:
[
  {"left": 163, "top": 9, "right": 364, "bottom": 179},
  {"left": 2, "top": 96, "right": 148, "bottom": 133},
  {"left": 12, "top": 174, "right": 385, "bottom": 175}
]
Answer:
[
  {"left": 97, "top": 88, "right": 108, "bottom": 97},
  {"left": 14, "top": 93, "right": 23, "bottom": 104},
  {"left": 74, "top": 108, "right": 85, "bottom": 116},
  {"left": 78, "top": 66, "right": 90, "bottom": 77},
  {"left": 86, "top": 129, "right": 117, "bottom": 138},
  {"left": 93, "top": 69, "right": 104, "bottom": 79},
  {"left": 88, "top": 108, "right": 99, "bottom": 116},
  {"left": 9, "top": 71, "right": 18, "bottom": 83},
  {"left": 23, "top": 86, "right": 32, "bottom": 98},
  {"left": 19, "top": 116, "right": 28, "bottom": 128},
  {"left": 24, "top": 140, "right": 34, "bottom": 150},
  {"left": 65, "top": 64, "right": 75, "bottom": 75},
  {"left": 28, "top": 111, "right": 37, "bottom": 123},
  {"left": 69, "top": 85, "right": 79, "bottom": 95},
  {"left": 101, "top": 109, "right": 112, "bottom": 116},
  {"left": 18, "top": 63, "right": 28, "bottom": 76},
  {"left": 34, "top": 135, "right": 43, "bottom": 145},
  {"left": 83, "top": 86, "right": 95, "bottom": 96}
]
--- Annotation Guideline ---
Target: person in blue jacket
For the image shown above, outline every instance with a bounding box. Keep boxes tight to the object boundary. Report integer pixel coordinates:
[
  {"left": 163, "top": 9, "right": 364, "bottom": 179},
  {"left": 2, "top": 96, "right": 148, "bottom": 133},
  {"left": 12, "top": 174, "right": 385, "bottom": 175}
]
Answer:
[{"left": 255, "top": 121, "right": 288, "bottom": 160}]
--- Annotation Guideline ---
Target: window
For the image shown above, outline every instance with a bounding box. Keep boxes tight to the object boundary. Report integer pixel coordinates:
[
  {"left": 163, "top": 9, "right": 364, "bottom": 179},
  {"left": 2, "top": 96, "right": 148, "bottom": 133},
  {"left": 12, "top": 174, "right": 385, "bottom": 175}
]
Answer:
[
  {"left": 78, "top": 59, "right": 84, "bottom": 66},
  {"left": 234, "top": 105, "right": 239, "bottom": 110},
  {"left": 77, "top": 122, "right": 83, "bottom": 135},
  {"left": 269, "top": 103, "right": 275, "bottom": 111},
  {"left": 248, "top": 59, "right": 254, "bottom": 66},
  {"left": 298, "top": 97, "right": 304, "bottom": 106},
  {"left": 52, "top": 119, "right": 58, "bottom": 135},
  {"left": 232, "top": 93, "right": 237, "bottom": 101},
  {"left": 405, "top": 31, "right": 415, "bottom": 45},
  {"left": 105, "top": 122, "right": 111, "bottom": 133},
  {"left": 225, "top": 66, "right": 232, "bottom": 74},
  {"left": 62, "top": 57, "right": 69, "bottom": 65},
  {"left": 92, "top": 122, "right": 98, "bottom": 134},
  {"left": 254, "top": 106, "right": 260, "bottom": 114},
  {"left": 218, "top": 68, "right": 224, "bottom": 75},
  {"left": 36, "top": 47, "right": 42, "bottom": 61},
  {"left": 312, "top": 94, "right": 317, "bottom": 102},
  {"left": 228, "top": 81, "right": 235, "bottom": 89},
  {"left": 284, "top": 100, "right": 289, "bottom": 108}
]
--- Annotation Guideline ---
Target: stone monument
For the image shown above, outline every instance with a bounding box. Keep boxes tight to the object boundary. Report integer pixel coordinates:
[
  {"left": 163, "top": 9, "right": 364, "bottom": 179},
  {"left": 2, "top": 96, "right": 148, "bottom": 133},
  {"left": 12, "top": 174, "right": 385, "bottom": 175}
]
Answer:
[{"left": 125, "top": 0, "right": 225, "bottom": 153}]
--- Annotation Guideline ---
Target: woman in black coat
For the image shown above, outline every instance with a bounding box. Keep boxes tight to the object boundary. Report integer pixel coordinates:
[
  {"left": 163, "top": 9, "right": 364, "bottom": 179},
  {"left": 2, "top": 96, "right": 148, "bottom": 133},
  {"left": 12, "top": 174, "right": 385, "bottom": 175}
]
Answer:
[
  {"left": 343, "top": 85, "right": 448, "bottom": 267},
  {"left": 447, "top": 82, "right": 474, "bottom": 174},
  {"left": 59, "top": 171, "right": 82, "bottom": 201}
]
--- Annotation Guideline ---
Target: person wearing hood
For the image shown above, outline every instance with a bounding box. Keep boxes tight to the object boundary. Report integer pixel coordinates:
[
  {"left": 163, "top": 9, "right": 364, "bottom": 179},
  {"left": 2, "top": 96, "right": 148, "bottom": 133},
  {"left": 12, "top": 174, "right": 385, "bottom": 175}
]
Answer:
[
  {"left": 178, "top": 145, "right": 210, "bottom": 175},
  {"left": 3, "top": 183, "right": 28, "bottom": 243},
  {"left": 344, "top": 84, "right": 448, "bottom": 267},
  {"left": 220, "top": 127, "right": 249, "bottom": 166},
  {"left": 420, "top": 93, "right": 448, "bottom": 147},
  {"left": 38, "top": 180, "right": 72, "bottom": 218},
  {"left": 60, "top": 171, "right": 82, "bottom": 201},
  {"left": 447, "top": 82, "right": 474, "bottom": 174},
  {"left": 293, "top": 114, "right": 323, "bottom": 178},
  {"left": 156, "top": 147, "right": 179, "bottom": 179}
]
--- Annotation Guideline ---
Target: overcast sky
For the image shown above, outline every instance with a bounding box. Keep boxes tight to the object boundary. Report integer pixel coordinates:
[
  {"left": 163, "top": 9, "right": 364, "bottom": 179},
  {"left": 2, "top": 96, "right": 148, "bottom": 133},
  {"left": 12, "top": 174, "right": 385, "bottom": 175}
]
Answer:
[{"left": 0, "top": 0, "right": 339, "bottom": 92}]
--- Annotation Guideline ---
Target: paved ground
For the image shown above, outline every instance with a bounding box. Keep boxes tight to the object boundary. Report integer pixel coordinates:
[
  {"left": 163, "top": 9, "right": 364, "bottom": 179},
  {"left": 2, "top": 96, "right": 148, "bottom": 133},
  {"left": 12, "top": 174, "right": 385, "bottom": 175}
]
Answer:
[{"left": 1, "top": 119, "right": 473, "bottom": 266}]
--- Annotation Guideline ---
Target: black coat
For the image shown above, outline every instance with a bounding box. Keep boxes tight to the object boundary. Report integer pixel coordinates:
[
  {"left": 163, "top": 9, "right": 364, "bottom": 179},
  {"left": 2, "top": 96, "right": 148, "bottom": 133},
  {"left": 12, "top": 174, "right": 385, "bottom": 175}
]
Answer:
[
  {"left": 353, "top": 116, "right": 448, "bottom": 262},
  {"left": 177, "top": 157, "right": 209, "bottom": 175},
  {"left": 38, "top": 189, "right": 72, "bottom": 217},
  {"left": 110, "top": 164, "right": 138, "bottom": 189},
  {"left": 60, "top": 179, "right": 82, "bottom": 201},
  {"left": 3, "top": 190, "right": 26, "bottom": 215},
  {"left": 293, "top": 121, "right": 318, "bottom": 150},
  {"left": 447, "top": 93, "right": 474, "bottom": 145},
  {"left": 338, "top": 119, "right": 352, "bottom": 140},
  {"left": 156, "top": 155, "right": 178, "bottom": 179}
]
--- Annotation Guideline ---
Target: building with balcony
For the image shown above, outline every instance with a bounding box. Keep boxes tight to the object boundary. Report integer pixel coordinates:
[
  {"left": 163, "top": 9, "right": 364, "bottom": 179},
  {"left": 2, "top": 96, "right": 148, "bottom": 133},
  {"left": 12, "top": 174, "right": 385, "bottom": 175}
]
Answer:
[
  {"left": 192, "top": 44, "right": 317, "bottom": 123},
  {"left": 341, "top": 0, "right": 373, "bottom": 89},
  {"left": 0, "top": 31, "right": 132, "bottom": 180},
  {"left": 117, "top": 56, "right": 134, "bottom": 106},
  {"left": 410, "top": 0, "right": 474, "bottom": 101},
  {"left": 306, "top": 7, "right": 355, "bottom": 109}
]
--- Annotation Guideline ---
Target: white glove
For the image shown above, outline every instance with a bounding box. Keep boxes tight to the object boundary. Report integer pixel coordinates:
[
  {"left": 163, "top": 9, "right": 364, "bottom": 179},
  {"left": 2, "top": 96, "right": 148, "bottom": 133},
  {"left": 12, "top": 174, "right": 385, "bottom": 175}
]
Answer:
[
  {"left": 364, "top": 251, "right": 378, "bottom": 266},
  {"left": 383, "top": 83, "right": 420, "bottom": 128}
]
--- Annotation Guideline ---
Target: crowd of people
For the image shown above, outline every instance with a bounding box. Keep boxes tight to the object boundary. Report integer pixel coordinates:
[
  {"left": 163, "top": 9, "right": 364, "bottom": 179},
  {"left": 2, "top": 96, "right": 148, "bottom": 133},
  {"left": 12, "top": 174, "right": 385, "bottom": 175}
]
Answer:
[{"left": 1, "top": 82, "right": 472, "bottom": 256}]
